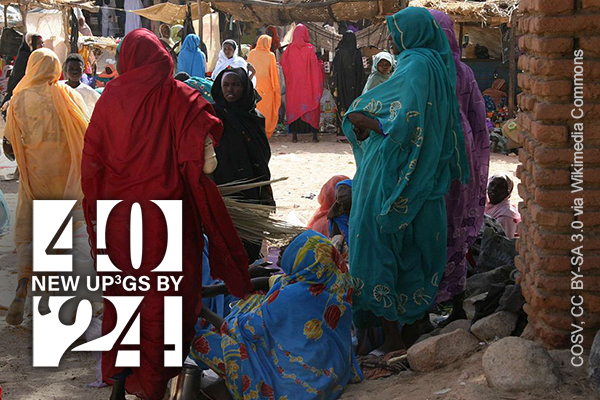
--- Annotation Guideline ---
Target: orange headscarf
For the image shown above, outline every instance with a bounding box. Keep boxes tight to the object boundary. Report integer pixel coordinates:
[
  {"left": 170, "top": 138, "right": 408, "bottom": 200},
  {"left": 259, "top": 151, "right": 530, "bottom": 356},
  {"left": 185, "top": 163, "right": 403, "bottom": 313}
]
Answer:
[
  {"left": 4, "top": 48, "right": 88, "bottom": 280},
  {"left": 247, "top": 35, "right": 281, "bottom": 138},
  {"left": 307, "top": 175, "right": 350, "bottom": 236}
]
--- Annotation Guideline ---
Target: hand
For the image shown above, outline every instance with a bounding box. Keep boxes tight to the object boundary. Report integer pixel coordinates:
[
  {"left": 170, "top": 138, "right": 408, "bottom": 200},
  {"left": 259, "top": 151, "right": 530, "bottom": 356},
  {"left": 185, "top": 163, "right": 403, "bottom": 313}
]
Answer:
[
  {"left": 348, "top": 112, "right": 372, "bottom": 130},
  {"left": 249, "top": 263, "right": 278, "bottom": 279},
  {"left": 353, "top": 126, "right": 370, "bottom": 141},
  {"left": 202, "top": 284, "right": 227, "bottom": 298}
]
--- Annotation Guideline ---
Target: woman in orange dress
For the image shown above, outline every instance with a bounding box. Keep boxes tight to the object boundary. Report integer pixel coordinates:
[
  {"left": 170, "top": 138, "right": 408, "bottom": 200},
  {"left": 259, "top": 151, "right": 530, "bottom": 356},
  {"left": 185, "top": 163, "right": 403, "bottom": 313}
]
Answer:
[{"left": 247, "top": 35, "right": 281, "bottom": 138}]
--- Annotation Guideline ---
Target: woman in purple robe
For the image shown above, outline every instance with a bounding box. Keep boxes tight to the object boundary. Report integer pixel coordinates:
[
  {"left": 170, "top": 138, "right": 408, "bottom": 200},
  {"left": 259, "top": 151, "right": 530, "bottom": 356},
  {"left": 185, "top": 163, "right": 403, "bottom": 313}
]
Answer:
[{"left": 429, "top": 10, "right": 490, "bottom": 322}]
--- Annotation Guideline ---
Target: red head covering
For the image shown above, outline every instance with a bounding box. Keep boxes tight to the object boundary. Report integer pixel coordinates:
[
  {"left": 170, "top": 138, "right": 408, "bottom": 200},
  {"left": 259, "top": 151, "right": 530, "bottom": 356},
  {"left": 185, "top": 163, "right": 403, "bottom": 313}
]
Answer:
[
  {"left": 307, "top": 175, "right": 350, "bottom": 235},
  {"left": 265, "top": 25, "right": 281, "bottom": 52},
  {"left": 82, "top": 29, "right": 251, "bottom": 399},
  {"left": 280, "top": 24, "right": 324, "bottom": 129}
]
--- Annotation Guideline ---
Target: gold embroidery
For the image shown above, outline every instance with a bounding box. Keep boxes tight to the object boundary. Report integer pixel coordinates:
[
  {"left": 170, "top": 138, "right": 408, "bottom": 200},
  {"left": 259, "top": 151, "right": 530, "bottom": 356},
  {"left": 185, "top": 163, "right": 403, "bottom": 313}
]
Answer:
[
  {"left": 373, "top": 285, "right": 394, "bottom": 308},
  {"left": 391, "top": 196, "right": 409, "bottom": 214},
  {"left": 411, "top": 127, "right": 423, "bottom": 147},
  {"left": 388, "top": 101, "right": 402, "bottom": 122},
  {"left": 363, "top": 99, "right": 383, "bottom": 115},
  {"left": 396, "top": 294, "right": 408, "bottom": 314},
  {"left": 392, "top": 16, "right": 406, "bottom": 50},
  {"left": 413, "top": 288, "right": 432, "bottom": 306},
  {"left": 406, "top": 111, "right": 420, "bottom": 122},
  {"left": 431, "top": 272, "right": 439, "bottom": 287}
]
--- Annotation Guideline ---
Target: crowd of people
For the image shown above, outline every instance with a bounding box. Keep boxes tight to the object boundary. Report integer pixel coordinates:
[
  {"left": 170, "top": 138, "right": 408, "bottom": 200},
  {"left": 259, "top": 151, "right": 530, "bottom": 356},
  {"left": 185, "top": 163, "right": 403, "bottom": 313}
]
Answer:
[{"left": 0, "top": 6, "right": 523, "bottom": 400}]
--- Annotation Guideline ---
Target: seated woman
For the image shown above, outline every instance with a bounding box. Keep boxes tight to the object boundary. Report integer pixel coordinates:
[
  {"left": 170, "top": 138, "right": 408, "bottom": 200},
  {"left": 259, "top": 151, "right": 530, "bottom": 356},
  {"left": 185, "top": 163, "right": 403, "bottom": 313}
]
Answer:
[
  {"left": 307, "top": 175, "right": 350, "bottom": 236},
  {"left": 327, "top": 179, "right": 352, "bottom": 254},
  {"left": 485, "top": 174, "right": 521, "bottom": 239},
  {"left": 191, "top": 230, "right": 362, "bottom": 400},
  {"left": 211, "top": 67, "right": 275, "bottom": 263}
]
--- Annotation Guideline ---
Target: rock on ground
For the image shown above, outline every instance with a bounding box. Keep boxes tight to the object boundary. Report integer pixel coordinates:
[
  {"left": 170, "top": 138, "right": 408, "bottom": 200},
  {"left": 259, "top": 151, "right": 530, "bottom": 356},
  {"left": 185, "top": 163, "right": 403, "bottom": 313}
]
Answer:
[
  {"left": 483, "top": 337, "right": 559, "bottom": 391},
  {"left": 466, "top": 265, "right": 514, "bottom": 297},
  {"left": 440, "top": 319, "right": 472, "bottom": 335},
  {"left": 590, "top": 330, "right": 600, "bottom": 397},
  {"left": 463, "top": 292, "right": 487, "bottom": 318},
  {"left": 407, "top": 329, "right": 480, "bottom": 372},
  {"left": 470, "top": 311, "right": 518, "bottom": 342}
]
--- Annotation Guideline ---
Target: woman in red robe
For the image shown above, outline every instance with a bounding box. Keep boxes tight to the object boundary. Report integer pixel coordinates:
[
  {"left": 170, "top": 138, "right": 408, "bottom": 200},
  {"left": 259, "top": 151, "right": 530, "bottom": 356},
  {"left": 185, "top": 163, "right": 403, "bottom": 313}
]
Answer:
[{"left": 81, "top": 28, "right": 252, "bottom": 400}]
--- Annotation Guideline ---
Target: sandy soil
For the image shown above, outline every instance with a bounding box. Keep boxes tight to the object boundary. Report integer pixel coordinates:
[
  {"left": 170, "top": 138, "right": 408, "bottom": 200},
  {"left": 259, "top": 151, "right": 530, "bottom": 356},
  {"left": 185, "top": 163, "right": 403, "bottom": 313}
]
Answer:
[{"left": 0, "top": 133, "right": 566, "bottom": 400}]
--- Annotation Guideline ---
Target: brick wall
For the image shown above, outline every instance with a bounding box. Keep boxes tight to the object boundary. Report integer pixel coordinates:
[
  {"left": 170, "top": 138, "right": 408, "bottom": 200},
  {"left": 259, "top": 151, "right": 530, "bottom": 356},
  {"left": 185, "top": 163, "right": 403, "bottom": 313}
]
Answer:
[{"left": 516, "top": 0, "right": 600, "bottom": 348}]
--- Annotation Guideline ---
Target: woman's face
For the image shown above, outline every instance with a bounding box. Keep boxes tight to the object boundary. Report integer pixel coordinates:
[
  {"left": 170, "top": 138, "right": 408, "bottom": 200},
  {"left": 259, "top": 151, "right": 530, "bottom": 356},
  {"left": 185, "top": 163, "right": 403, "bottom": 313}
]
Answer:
[
  {"left": 160, "top": 25, "right": 170, "bottom": 38},
  {"left": 377, "top": 59, "right": 392, "bottom": 74},
  {"left": 487, "top": 177, "right": 509, "bottom": 205},
  {"left": 223, "top": 43, "right": 235, "bottom": 59},
  {"left": 221, "top": 73, "right": 244, "bottom": 103}
]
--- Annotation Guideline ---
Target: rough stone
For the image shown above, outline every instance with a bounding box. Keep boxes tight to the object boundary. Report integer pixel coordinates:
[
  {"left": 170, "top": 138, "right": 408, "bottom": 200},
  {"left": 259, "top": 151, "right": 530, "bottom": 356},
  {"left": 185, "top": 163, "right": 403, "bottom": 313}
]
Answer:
[
  {"left": 440, "top": 319, "right": 472, "bottom": 335},
  {"left": 466, "top": 265, "right": 515, "bottom": 297},
  {"left": 483, "top": 337, "right": 560, "bottom": 391},
  {"left": 498, "top": 284, "right": 526, "bottom": 313},
  {"left": 464, "top": 292, "right": 488, "bottom": 318},
  {"left": 407, "top": 329, "right": 480, "bottom": 372},
  {"left": 590, "top": 330, "right": 600, "bottom": 397},
  {"left": 471, "top": 311, "right": 519, "bottom": 342}
]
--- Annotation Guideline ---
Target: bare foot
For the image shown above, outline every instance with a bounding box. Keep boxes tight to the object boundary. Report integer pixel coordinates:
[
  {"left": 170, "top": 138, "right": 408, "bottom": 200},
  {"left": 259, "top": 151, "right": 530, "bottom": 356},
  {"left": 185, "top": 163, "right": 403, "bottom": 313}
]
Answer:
[
  {"left": 6, "top": 278, "right": 28, "bottom": 326},
  {"left": 312, "top": 133, "right": 320, "bottom": 142},
  {"left": 292, "top": 133, "right": 298, "bottom": 143}
]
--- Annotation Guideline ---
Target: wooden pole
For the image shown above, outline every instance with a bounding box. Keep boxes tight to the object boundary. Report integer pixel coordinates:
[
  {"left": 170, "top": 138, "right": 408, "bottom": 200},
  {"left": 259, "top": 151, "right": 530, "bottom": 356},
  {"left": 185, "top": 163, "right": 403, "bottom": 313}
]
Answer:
[
  {"left": 18, "top": 3, "right": 27, "bottom": 34},
  {"left": 458, "top": 22, "right": 464, "bottom": 59},
  {"left": 3, "top": 4, "right": 8, "bottom": 28},
  {"left": 197, "top": 0, "right": 204, "bottom": 41},
  {"left": 63, "top": 7, "right": 70, "bottom": 47},
  {"left": 508, "top": 15, "right": 516, "bottom": 118}
]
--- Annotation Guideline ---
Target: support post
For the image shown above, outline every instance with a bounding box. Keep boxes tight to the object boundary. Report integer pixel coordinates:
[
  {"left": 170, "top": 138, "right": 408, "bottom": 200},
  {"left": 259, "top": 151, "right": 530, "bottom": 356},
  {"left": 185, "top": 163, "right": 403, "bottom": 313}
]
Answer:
[
  {"left": 458, "top": 22, "right": 464, "bottom": 59},
  {"left": 508, "top": 14, "right": 516, "bottom": 118}
]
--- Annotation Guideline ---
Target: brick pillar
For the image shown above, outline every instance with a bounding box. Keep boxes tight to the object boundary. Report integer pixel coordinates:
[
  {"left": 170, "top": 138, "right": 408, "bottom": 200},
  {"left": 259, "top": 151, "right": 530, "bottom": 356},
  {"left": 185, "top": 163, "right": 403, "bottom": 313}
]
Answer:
[{"left": 516, "top": 0, "right": 600, "bottom": 348}]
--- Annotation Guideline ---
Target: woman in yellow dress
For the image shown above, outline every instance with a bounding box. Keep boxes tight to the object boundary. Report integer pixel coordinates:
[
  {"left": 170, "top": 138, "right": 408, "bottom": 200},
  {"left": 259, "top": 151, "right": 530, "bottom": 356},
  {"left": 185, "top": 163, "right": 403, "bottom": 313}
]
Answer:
[
  {"left": 247, "top": 35, "right": 281, "bottom": 138},
  {"left": 4, "top": 48, "right": 89, "bottom": 325}
]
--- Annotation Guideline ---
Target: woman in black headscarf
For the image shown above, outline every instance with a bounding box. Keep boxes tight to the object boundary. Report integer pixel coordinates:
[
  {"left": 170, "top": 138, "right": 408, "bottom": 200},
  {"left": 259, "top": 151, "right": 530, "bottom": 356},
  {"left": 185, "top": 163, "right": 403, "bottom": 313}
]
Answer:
[
  {"left": 2, "top": 33, "right": 43, "bottom": 109},
  {"left": 331, "top": 31, "right": 366, "bottom": 132},
  {"left": 211, "top": 67, "right": 275, "bottom": 262}
]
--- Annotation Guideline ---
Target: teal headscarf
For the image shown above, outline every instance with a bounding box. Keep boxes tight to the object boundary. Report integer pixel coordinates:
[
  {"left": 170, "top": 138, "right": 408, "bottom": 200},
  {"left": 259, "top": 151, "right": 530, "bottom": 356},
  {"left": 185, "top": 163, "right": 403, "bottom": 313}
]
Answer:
[
  {"left": 344, "top": 7, "right": 468, "bottom": 234},
  {"left": 342, "top": 7, "right": 469, "bottom": 328},
  {"left": 362, "top": 51, "right": 395, "bottom": 94}
]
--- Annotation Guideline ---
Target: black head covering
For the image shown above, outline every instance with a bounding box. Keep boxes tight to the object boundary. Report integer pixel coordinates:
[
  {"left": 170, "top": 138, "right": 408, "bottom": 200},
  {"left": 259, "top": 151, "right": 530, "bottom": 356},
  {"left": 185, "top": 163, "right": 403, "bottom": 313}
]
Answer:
[
  {"left": 210, "top": 67, "right": 274, "bottom": 206},
  {"left": 332, "top": 31, "right": 366, "bottom": 112}
]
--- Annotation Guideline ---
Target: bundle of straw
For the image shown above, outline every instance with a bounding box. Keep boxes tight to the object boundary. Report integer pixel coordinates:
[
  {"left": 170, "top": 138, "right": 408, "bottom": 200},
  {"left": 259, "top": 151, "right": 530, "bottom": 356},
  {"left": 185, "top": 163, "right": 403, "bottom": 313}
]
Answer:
[{"left": 218, "top": 178, "right": 304, "bottom": 244}]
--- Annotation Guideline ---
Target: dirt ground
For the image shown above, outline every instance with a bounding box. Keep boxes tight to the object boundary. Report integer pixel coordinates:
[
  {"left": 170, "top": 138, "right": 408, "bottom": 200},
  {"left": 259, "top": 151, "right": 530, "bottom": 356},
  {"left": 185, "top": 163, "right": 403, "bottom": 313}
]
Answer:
[{"left": 1, "top": 133, "right": 579, "bottom": 400}]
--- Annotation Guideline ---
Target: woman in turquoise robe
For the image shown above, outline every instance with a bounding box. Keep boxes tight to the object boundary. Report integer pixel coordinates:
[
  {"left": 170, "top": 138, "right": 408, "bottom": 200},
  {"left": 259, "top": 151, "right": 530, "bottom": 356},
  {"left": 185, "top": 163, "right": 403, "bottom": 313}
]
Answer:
[{"left": 343, "top": 7, "right": 469, "bottom": 354}]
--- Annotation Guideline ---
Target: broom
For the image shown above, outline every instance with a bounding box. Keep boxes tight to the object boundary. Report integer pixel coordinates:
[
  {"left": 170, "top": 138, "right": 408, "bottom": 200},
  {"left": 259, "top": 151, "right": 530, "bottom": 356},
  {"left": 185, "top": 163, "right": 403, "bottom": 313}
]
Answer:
[{"left": 217, "top": 178, "right": 304, "bottom": 245}]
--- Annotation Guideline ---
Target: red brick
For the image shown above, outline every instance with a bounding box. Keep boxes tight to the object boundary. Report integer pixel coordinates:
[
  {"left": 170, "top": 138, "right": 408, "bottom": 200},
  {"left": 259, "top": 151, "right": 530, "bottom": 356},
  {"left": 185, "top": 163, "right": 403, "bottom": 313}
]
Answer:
[
  {"left": 522, "top": 15, "right": 600, "bottom": 34},
  {"left": 534, "top": 271, "right": 571, "bottom": 291},
  {"left": 580, "top": 36, "right": 600, "bottom": 57},
  {"left": 531, "top": 78, "right": 572, "bottom": 97},
  {"left": 529, "top": 203, "right": 573, "bottom": 227},
  {"left": 534, "top": 188, "right": 577, "bottom": 208},
  {"left": 533, "top": 230, "right": 574, "bottom": 249},
  {"left": 531, "top": 247, "right": 572, "bottom": 272},
  {"left": 581, "top": 211, "right": 600, "bottom": 227},
  {"left": 584, "top": 83, "right": 600, "bottom": 101},
  {"left": 538, "top": 309, "right": 574, "bottom": 331},
  {"left": 532, "top": 164, "right": 571, "bottom": 186},
  {"left": 530, "top": 120, "right": 569, "bottom": 143},
  {"left": 518, "top": 111, "right": 533, "bottom": 131},
  {"left": 533, "top": 102, "right": 574, "bottom": 122},
  {"left": 521, "top": 35, "right": 574, "bottom": 54},
  {"left": 583, "top": 0, "right": 600, "bottom": 10},
  {"left": 529, "top": 0, "right": 575, "bottom": 14},
  {"left": 518, "top": 93, "right": 537, "bottom": 111},
  {"left": 527, "top": 285, "right": 571, "bottom": 310}
]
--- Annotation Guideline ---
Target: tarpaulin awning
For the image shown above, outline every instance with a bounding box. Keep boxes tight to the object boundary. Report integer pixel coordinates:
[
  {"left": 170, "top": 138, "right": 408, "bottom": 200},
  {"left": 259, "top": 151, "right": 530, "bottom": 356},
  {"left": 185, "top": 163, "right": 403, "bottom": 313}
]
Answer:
[{"left": 132, "top": 2, "right": 212, "bottom": 25}]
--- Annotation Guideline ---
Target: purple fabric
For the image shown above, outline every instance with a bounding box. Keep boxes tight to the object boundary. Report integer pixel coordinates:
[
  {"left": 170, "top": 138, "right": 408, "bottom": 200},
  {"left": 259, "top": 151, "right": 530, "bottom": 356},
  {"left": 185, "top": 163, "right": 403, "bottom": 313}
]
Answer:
[{"left": 430, "top": 10, "right": 490, "bottom": 303}]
